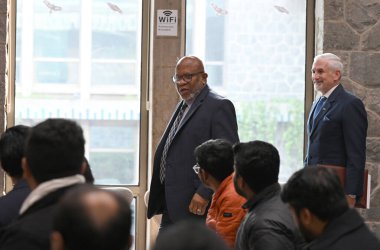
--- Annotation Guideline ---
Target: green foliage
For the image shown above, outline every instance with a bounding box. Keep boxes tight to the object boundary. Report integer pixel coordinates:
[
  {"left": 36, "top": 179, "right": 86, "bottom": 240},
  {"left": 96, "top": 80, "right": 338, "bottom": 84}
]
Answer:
[{"left": 235, "top": 98, "right": 304, "bottom": 180}]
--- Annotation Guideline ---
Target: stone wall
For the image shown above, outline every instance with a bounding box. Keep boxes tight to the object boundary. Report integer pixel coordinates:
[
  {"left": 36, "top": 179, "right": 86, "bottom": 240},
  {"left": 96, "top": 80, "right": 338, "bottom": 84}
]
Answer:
[{"left": 319, "top": 0, "right": 380, "bottom": 235}]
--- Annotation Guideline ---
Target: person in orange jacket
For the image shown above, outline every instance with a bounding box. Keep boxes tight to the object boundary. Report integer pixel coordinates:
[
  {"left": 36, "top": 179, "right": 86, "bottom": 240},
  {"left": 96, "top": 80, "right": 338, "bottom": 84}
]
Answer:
[{"left": 194, "top": 139, "right": 246, "bottom": 248}]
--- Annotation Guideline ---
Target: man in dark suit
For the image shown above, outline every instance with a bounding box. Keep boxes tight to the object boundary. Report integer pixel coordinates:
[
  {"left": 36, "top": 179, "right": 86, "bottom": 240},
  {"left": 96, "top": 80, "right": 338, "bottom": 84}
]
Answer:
[
  {"left": 147, "top": 56, "right": 239, "bottom": 230},
  {"left": 305, "top": 53, "right": 368, "bottom": 206},
  {"left": 0, "top": 125, "right": 31, "bottom": 228},
  {"left": 0, "top": 118, "right": 86, "bottom": 250}
]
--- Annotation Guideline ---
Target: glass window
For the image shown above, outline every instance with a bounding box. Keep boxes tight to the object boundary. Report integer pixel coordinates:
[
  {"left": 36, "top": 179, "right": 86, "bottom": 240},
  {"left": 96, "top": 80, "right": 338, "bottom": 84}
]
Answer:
[
  {"left": 186, "top": 0, "right": 306, "bottom": 182},
  {"left": 89, "top": 124, "right": 138, "bottom": 184},
  {"left": 15, "top": 0, "right": 142, "bottom": 186},
  {"left": 12, "top": 1, "right": 147, "bottom": 249}
]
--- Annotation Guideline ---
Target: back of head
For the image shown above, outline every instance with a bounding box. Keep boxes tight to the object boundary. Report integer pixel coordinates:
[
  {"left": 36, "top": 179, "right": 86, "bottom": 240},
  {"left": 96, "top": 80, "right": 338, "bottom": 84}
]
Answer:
[
  {"left": 281, "top": 167, "right": 349, "bottom": 221},
  {"left": 153, "top": 220, "right": 229, "bottom": 250},
  {"left": 194, "top": 139, "right": 233, "bottom": 182},
  {"left": 25, "top": 118, "right": 85, "bottom": 183},
  {"left": 233, "top": 140, "right": 279, "bottom": 193},
  {"left": 53, "top": 184, "right": 132, "bottom": 250},
  {"left": 0, "top": 125, "right": 30, "bottom": 178}
]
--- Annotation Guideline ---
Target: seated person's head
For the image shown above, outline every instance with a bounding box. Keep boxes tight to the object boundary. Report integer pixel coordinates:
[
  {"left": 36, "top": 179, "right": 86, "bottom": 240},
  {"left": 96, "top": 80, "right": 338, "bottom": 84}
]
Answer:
[
  {"left": 281, "top": 167, "right": 349, "bottom": 241},
  {"left": 194, "top": 139, "right": 233, "bottom": 186},
  {"left": 153, "top": 220, "right": 229, "bottom": 250},
  {"left": 232, "top": 140, "right": 279, "bottom": 197},
  {"left": 23, "top": 118, "right": 85, "bottom": 187},
  {"left": 0, "top": 125, "right": 30, "bottom": 180},
  {"left": 51, "top": 184, "right": 132, "bottom": 250}
]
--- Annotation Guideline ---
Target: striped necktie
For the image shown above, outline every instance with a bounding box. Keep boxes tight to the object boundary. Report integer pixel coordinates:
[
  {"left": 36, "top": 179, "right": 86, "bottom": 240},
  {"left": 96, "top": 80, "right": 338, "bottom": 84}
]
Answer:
[{"left": 159, "top": 103, "right": 188, "bottom": 183}]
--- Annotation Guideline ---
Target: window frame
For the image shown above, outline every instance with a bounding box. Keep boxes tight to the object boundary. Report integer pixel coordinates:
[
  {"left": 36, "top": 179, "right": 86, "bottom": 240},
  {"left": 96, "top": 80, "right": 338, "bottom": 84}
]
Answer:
[{"left": 6, "top": 1, "right": 150, "bottom": 249}]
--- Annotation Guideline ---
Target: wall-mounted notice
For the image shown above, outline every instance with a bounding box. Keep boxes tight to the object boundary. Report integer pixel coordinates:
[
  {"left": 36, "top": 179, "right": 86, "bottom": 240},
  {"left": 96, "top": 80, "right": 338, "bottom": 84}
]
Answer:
[{"left": 157, "top": 9, "right": 178, "bottom": 36}]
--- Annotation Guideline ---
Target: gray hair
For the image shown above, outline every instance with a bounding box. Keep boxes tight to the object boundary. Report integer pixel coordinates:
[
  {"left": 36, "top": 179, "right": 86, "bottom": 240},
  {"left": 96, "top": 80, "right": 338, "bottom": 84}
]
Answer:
[{"left": 313, "top": 53, "right": 343, "bottom": 75}]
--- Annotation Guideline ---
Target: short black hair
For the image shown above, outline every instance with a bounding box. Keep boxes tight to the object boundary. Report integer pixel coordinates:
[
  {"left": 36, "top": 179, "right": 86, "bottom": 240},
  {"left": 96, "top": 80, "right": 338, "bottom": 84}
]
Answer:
[
  {"left": 0, "top": 125, "right": 30, "bottom": 178},
  {"left": 233, "top": 140, "right": 279, "bottom": 193},
  {"left": 25, "top": 118, "right": 85, "bottom": 183},
  {"left": 153, "top": 220, "right": 229, "bottom": 250},
  {"left": 194, "top": 139, "right": 233, "bottom": 182},
  {"left": 281, "top": 167, "right": 349, "bottom": 221},
  {"left": 53, "top": 184, "right": 132, "bottom": 250}
]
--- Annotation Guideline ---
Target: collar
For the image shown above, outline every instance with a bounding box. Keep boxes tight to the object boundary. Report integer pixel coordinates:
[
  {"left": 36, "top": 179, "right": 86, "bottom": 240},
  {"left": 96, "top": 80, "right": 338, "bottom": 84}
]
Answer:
[
  {"left": 320, "top": 84, "right": 339, "bottom": 99},
  {"left": 213, "top": 174, "right": 233, "bottom": 200},
  {"left": 13, "top": 179, "right": 29, "bottom": 191},
  {"left": 242, "top": 183, "right": 281, "bottom": 210},
  {"left": 183, "top": 84, "right": 209, "bottom": 106},
  {"left": 20, "top": 174, "right": 85, "bottom": 214}
]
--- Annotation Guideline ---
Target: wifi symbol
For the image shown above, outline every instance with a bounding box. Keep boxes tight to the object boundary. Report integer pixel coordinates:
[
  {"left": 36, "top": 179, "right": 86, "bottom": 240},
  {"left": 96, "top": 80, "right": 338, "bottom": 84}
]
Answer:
[{"left": 163, "top": 10, "right": 172, "bottom": 16}]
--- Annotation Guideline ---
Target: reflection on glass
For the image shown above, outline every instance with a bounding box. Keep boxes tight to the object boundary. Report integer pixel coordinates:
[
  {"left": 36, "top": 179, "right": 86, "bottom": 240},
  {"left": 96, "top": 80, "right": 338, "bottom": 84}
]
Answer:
[
  {"left": 90, "top": 152, "right": 137, "bottom": 185},
  {"left": 34, "top": 1, "right": 80, "bottom": 58},
  {"left": 91, "top": 63, "right": 135, "bottom": 86},
  {"left": 205, "top": 64, "right": 223, "bottom": 86},
  {"left": 186, "top": 0, "right": 306, "bottom": 182},
  {"left": 15, "top": 0, "right": 142, "bottom": 186},
  {"left": 34, "top": 62, "right": 79, "bottom": 84},
  {"left": 92, "top": 0, "right": 139, "bottom": 59}
]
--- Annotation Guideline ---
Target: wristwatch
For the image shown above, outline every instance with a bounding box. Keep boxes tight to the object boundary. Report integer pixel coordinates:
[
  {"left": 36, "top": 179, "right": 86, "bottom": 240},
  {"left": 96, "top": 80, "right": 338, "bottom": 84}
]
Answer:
[{"left": 348, "top": 194, "right": 356, "bottom": 199}]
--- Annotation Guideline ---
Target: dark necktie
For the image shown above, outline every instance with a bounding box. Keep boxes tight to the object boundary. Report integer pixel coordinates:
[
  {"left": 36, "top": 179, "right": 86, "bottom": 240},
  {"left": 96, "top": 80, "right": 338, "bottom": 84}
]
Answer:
[
  {"left": 160, "top": 103, "right": 188, "bottom": 183},
  {"left": 313, "top": 96, "right": 327, "bottom": 121}
]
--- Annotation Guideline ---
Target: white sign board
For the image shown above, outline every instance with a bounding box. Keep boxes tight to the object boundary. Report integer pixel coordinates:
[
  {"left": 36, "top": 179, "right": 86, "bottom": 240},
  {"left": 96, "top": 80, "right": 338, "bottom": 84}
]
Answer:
[{"left": 157, "top": 9, "right": 178, "bottom": 36}]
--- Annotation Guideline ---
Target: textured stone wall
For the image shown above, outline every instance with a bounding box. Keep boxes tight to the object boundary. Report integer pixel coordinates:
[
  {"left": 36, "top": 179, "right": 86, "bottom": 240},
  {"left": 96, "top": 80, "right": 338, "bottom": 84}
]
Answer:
[
  {"left": 319, "top": 0, "right": 380, "bottom": 236},
  {"left": 0, "top": 0, "right": 7, "bottom": 193}
]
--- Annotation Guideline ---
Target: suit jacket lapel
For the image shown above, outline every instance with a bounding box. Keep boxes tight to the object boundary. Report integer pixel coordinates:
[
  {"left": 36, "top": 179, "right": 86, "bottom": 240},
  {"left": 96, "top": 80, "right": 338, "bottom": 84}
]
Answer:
[
  {"left": 158, "top": 102, "right": 183, "bottom": 148},
  {"left": 310, "top": 84, "right": 342, "bottom": 136},
  {"left": 308, "top": 100, "right": 318, "bottom": 134},
  {"left": 176, "top": 85, "right": 210, "bottom": 133}
]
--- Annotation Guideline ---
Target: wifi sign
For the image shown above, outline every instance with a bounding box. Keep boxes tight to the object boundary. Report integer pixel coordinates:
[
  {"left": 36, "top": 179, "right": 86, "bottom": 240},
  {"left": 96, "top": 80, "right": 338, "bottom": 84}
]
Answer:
[
  {"left": 157, "top": 9, "right": 178, "bottom": 36},
  {"left": 158, "top": 9, "right": 177, "bottom": 23}
]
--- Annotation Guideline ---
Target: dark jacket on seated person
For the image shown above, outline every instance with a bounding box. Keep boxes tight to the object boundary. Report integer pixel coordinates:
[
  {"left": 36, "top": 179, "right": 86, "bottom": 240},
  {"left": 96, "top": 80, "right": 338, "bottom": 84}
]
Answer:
[
  {"left": 0, "top": 184, "right": 81, "bottom": 250},
  {"left": 0, "top": 180, "right": 30, "bottom": 228},
  {"left": 305, "top": 208, "right": 380, "bottom": 250},
  {"left": 235, "top": 183, "right": 305, "bottom": 250}
]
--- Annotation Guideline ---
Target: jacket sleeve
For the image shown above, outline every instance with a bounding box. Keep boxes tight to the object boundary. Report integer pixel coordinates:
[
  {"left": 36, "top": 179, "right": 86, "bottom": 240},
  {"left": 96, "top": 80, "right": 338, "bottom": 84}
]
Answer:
[
  {"left": 342, "top": 98, "right": 368, "bottom": 196},
  {"left": 196, "top": 99, "right": 239, "bottom": 199},
  {"left": 211, "top": 99, "right": 239, "bottom": 144}
]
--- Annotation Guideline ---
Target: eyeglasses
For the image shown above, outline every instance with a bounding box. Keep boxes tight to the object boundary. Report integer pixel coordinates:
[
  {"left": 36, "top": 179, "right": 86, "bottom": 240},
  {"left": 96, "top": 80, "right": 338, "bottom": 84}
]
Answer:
[
  {"left": 172, "top": 71, "right": 204, "bottom": 84},
  {"left": 193, "top": 164, "right": 201, "bottom": 174}
]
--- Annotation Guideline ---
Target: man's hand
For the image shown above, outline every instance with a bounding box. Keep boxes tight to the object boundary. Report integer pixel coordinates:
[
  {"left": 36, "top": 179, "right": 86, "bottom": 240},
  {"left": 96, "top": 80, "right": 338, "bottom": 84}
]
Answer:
[
  {"left": 346, "top": 195, "right": 356, "bottom": 208},
  {"left": 189, "top": 193, "right": 209, "bottom": 215}
]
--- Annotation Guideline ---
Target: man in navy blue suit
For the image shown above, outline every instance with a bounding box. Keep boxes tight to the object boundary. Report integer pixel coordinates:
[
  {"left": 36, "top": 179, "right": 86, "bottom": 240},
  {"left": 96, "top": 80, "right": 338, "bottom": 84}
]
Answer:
[
  {"left": 0, "top": 125, "right": 31, "bottom": 228},
  {"left": 305, "top": 53, "right": 368, "bottom": 207},
  {"left": 147, "top": 56, "right": 239, "bottom": 230}
]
